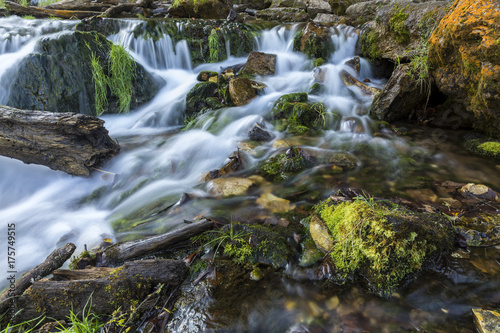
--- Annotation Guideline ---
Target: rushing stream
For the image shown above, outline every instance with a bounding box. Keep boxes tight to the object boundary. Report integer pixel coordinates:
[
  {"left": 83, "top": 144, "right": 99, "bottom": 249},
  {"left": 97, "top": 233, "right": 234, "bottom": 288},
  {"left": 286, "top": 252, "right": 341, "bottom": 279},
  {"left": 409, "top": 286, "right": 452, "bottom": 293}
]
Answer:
[{"left": 0, "top": 16, "right": 499, "bottom": 332}]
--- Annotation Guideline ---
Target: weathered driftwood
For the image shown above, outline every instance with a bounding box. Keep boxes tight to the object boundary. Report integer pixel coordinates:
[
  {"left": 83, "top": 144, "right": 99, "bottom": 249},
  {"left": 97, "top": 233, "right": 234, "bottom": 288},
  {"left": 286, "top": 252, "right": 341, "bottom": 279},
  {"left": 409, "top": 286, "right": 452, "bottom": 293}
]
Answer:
[
  {"left": 14, "top": 259, "right": 188, "bottom": 322},
  {"left": 0, "top": 243, "right": 76, "bottom": 315},
  {"left": 103, "top": 220, "right": 214, "bottom": 265},
  {"left": 44, "top": 0, "right": 119, "bottom": 11},
  {"left": 0, "top": 105, "right": 120, "bottom": 176},
  {"left": 3, "top": 1, "right": 103, "bottom": 19}
]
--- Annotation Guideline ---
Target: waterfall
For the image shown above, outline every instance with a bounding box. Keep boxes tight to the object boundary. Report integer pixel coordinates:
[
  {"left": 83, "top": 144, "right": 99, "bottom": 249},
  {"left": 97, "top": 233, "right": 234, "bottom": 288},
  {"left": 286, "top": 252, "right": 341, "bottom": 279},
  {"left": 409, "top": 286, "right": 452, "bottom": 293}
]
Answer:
[{"left": 0, "top": 19, "right": 386, "bottom": 290}]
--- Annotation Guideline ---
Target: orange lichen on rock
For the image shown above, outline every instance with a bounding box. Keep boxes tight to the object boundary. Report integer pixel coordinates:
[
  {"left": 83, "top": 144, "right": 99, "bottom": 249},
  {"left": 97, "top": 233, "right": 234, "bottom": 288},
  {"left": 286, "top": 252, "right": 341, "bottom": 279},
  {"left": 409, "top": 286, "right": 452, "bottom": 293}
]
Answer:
[{"left": 428, "top": 0, "right": 500, "bottom": 137}]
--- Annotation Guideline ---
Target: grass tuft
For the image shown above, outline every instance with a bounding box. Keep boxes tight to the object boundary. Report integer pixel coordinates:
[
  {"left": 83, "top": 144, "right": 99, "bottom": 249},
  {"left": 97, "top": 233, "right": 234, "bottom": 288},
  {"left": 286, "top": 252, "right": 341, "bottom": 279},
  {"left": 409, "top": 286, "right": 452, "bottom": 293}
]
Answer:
[{"left": 108, "top": 43, "right": 137, "bottom": 114}]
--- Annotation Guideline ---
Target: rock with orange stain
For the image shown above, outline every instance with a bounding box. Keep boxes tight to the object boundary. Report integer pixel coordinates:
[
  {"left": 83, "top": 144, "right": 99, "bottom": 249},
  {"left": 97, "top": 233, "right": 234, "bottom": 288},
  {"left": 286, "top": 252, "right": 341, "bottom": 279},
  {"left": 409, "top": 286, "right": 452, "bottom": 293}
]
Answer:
[{"left": 428, "top": 0, "right": 500, "bottom": 137}]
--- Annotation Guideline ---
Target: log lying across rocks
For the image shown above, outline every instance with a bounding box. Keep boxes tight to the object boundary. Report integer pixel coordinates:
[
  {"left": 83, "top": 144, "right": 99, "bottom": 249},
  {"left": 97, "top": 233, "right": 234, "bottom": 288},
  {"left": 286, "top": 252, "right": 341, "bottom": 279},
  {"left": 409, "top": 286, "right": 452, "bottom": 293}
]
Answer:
[
  {"left": 0, "top": 105, "right": 120, "bottom": 176},
  {"left": 102, "top": 219, "right": 214, "bottom": 265},
  {"left": 0, "top": 243, "right": 76, "bottom": 316},
  {"left": 14, "top": 259, "right": 188, "bottom": 322},
  {"left": 3, "top": 1, "right": 103, "bottom": 19}
]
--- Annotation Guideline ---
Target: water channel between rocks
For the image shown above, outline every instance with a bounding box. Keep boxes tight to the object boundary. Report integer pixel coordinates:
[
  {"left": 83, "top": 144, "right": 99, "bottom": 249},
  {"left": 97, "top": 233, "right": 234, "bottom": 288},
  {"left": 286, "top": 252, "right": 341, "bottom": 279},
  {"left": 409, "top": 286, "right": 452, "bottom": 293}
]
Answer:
[{"left": 0, "top": 16, "right": 499, "bottom": 332}]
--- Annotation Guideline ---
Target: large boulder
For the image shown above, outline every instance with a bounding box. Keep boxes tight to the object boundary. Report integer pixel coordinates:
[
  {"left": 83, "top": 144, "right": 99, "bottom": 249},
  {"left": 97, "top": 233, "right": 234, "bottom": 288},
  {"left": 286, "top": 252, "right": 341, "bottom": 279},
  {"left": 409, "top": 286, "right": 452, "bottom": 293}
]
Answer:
[
  {"left": 307, "top": 0, "right": 332, "bottom": 18},
  {"left": 314, "top": 198, "right": 455, "bottom": 295},
  {"left": 185, "top": 81, "right": 219, "bottom": 116},
  {"left": 5, "top": 31, "right": 162, "bottom": 116},
  {"left": 428, "top": 0, "right": 500, "bottom": 138},
  {"left": 329, "top": 0, "right": 368, "bottom": 15},
  {"left": 370, "top": 64, "right": 429, "bottom": 121}
]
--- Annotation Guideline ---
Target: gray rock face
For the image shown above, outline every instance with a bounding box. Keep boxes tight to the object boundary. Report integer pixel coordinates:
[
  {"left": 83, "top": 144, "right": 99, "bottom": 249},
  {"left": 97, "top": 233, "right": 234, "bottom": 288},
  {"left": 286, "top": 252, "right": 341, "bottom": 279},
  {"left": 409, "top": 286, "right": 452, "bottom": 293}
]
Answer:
[
  {"left": 6, "top": 31, "right": 162, "bottom": 116},
  {"left": 307, "top": 0, "right": 332, "bottom": 17},
  {"left": 369, "top": 64, "right": 429, "bottom": 121}
]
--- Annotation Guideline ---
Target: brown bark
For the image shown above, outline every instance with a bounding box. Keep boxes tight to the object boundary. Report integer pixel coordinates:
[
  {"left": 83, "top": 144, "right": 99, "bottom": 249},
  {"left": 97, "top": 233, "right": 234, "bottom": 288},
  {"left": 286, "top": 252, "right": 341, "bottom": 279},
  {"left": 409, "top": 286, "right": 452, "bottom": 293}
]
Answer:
[
  {"left": 13, "top": 259, "right": 188, "bottom": 323},
  {"left": 103, "top": 220, "right": 214, "bottom": 265},
  {"left": 3, "top": 1, "right": 103, "bottom": 19},
  {"left": 0, "top": 243, "right": 76, "bottom": 315},
  {"left": 0, "top": 105, "right": 120, "bottom": 176}
]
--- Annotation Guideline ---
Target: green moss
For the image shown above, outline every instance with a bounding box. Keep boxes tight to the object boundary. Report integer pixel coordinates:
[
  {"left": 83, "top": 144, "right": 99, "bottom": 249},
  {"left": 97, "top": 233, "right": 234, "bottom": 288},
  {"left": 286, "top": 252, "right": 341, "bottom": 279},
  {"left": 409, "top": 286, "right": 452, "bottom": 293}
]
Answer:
[
  {"left": 313, "top": 58, "right": 325, "bottom": 67},
  {"left": 463, "top": 133, "right": 500, "bottom": 160},
  {"left": 315, "top": 198, "right": 454, "bottom": 296},
  {"left": 477, "top": 142, "right": 500, "bottom": 158},
  {"left": 360, "top": 29, "right": 381, "bottom": 60},
  {"left": 185, "top": 81, "right": 219, "bottom": 116},
  {"left": 389, "top": 5, "right": 410, "bottom": 45},
  {"left": 195, "top": 223, "right": 297, "bottom": 267},
  {"left": 309, "top": 82, "right": 325, "bottom": 95},
  {"left": 260, "top": 147, "right": 316, "bottom": 181}
]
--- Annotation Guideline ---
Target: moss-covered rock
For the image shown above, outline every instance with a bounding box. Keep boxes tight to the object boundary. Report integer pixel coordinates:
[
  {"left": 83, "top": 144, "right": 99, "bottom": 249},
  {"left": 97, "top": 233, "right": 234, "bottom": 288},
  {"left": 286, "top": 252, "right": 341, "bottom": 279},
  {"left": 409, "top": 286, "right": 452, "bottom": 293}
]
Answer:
[
  {"left": 293, "top": 22, "right": 333, "bottom": 60},
  {"left": 271, "top": 92, "right": 328, "bottom": 134},
  {"left": 254, "top": 7, "right": 309, "bottom": 22},
  {"left": 6, "top": 31, "right": 162, "bottom": 116},
  {"left": 462, "top": 133, "right": 500, "bottom": 160},
  {"left": 314, "top": 198, "right": 455, "bottom": 296},
  {"left": 428, "top": 0, "right": 500, "bottom": 138},
  {"left": 197, "top": 70, "right": 219, "bottom": 82},
  {"left": 241, "top": 51, "right": 277, "bottom": 76},
  {"left": 260, "top": 146, "right": 317, "bottom": 181},
  {"left": 185, "top": 81, "right": 219, "bottom": 115}
]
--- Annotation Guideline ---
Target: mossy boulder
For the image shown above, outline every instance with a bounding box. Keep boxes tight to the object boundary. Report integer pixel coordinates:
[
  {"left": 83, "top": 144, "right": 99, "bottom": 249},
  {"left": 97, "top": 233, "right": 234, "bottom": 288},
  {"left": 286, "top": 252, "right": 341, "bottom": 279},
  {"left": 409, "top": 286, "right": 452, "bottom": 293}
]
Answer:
[
  {"left": 271, "top": 92, "right": 327, "bottom": 134},
  {"left": 462, "top": 133, "right": 500, "bottom": 160},
  {"left": 197, "top": 70, "right": 219, "bottom": 82},
  {"left": 329, "top": 0, "right": 366, "bottom": 16},
  {"left": 293, "top": 22, "right": 334, "bottom": 60},
  {"left": 314, "top": 198, "right": 455, "bottom": 295},
  {"left": 5, "top": 31, "right": 162, "bottom": 116},
  {"left": 428, "top": 0, "right": 500, "bottom": 138},
  {"left": 167, "top": 0, "right": 231, "bottom": 19},
  {"left": 185, "top": 81, "right": 219, "bottom": 115}
]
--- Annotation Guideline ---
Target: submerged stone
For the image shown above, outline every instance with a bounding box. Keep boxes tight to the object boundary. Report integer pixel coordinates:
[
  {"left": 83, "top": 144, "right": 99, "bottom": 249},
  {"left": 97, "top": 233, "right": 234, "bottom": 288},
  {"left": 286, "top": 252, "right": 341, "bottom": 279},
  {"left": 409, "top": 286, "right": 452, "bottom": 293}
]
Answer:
[
  {"left": 207, "top": 177, "right": 255, "bottom": 197},
  {"left": 472, "top": 308, "right": 500, "bottom": 333},
  {"left": 309, "top": 215, "right": 333, "bottom": 253}
]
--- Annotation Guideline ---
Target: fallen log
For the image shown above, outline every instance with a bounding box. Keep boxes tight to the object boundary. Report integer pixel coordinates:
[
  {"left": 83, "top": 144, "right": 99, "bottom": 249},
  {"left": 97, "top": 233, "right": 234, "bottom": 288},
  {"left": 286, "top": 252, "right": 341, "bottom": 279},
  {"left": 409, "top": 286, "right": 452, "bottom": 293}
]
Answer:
[
  {"left": 3, "top": 1, "right": 103, "bottom": 19},
  {"left": 0, "top": 105, "right": 120, "bottom": 176},
  {"left": 44, "top": 0, "right": 120, "bottom": 11},
  {"left": 13, "top": 259, "right": 188, "bottom": 322},
  {"left": 103, "top": 219, "right": 214, "bottom": 265},
  {"left": 0, "top": 243, "right": 76, "bottom": 316}
]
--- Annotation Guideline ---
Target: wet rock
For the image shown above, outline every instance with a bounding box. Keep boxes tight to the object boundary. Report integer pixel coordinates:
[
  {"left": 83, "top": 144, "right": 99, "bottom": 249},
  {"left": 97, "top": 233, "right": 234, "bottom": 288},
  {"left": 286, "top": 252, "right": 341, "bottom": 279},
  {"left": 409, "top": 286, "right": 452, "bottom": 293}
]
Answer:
[
  {"left": 271, "top": 92, "right": 328, "bottom": 134},
  {"left": 315, "top": 198, "right": 455, "bottom": 295},
  {"left": 456, "top": 214, "right": 500, "bottom": 247},
  {"left": 256, "top": 192, "right": 296, "bottom": 213},
  {"left": 345, "top": 0, "right": 381, "bottom": 22},
  {"left": 203, "top": 150, "right": 250, "bottom": 181},
  {"left": 6, "top": 31, "right": 162, "bottom": 116},
  {"left": 197, "top": 70, "right": 219, "bottom": 82},
  {"left": 248, "top": 123, "right": 275, "bottom": 141},
  {"left": 428, "top": 0, "right": 500, "bottom": 138},
  {"left": 228, "top": 77, "right": 257, "bottom": 106},
  {"left": 241, "top": 51, "right": 277, "bottom": 76},
  {"left": 472, "top": 308, "right": 500, "bottom": 333},
  {"left": 299, "top": 238, "right": 324, "bottom": 266},
  {"left": 309, "top": 215, "right": 333, "bottom": 253},
  {"left": 345, "top": 56, "right": 360, "bottom": 74},
  {"left": 238, "top": 0, "right": 272, "bottom": 10},
  {"left": 260, "top": 146, "right": 317, "bottom": 181},
  {"left": 254, "top": 7, "right": 309, "bottom": 22},
  {"left": 313, "top": 66, "right": 328, "bottom": 82},
  {"left": 293, "top": 21, "right": 333, "bottom": 60},
  {"left": 369, "top": 64, "right": 430, "bottom": 121},
  {"left": 309, "top": 82, "right": 326, "bottom": 95},
  {"left": 306, "top": 0, "right": 332, "bottom": 18},
  {"left": 207, "top": 177, "right": 255, "bottom": 197},
  {"left": 167, "top": 0, "right": 231, "bottom": 19},
  {"left": 340, "top": 70, "right": 380, "bottom": 97},
  {"left": 459, "top": 184, "right": 500, "bottom": 202},
  {"left": 185, "top": 81, "right": 218, "bottom": 116}
]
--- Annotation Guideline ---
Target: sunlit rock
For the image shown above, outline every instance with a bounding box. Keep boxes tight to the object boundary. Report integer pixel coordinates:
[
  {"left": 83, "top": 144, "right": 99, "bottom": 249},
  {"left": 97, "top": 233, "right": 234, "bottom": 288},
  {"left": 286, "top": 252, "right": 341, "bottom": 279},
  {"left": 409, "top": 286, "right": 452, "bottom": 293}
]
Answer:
[
  {"left": 207, "top": 177, "right": 255, "bottom": 197},
  {"left": 309, "top": 215, "right": 334, "bottom": 253},
  {"left": 256, "top": 192, "right": 295, "bottom": 213},
  {"left": 241, "top": 51, "right": 277, "bottom": 76},
  {"left": 228, "top": 77, "right": 257, "bottom": 106}
]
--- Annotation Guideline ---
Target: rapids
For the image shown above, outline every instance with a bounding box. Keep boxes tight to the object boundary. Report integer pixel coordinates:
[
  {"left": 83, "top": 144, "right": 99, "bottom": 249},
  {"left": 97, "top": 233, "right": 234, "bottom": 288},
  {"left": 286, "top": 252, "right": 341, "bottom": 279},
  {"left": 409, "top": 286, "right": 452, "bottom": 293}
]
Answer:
[{"left": 0, "top": 16, "right": 499, "bottom": 332}]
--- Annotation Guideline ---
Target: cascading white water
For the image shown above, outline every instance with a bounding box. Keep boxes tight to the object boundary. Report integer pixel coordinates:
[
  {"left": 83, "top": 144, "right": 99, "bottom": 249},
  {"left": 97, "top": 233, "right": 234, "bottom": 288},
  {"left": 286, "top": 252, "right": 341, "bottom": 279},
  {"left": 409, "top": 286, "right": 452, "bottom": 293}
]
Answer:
[{"left": 0, "top": 20, "right": 384, "bottom": 290}]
